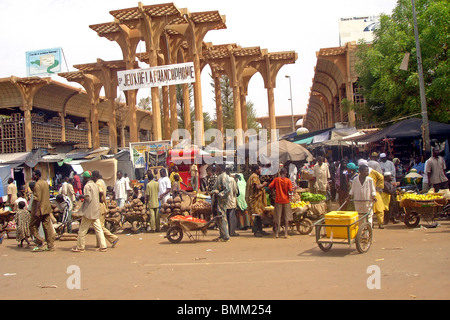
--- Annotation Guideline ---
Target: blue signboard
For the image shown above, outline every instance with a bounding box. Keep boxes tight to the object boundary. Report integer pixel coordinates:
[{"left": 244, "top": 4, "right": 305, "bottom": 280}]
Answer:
[{"left": 25, "top": 47, "right": 63, "bottom": 76}]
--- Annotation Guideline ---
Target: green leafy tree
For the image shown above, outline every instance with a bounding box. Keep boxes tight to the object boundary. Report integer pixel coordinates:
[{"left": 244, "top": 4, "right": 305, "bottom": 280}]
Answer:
[{"left": 356, "top": 0, "right": 449, "bottom": 125}]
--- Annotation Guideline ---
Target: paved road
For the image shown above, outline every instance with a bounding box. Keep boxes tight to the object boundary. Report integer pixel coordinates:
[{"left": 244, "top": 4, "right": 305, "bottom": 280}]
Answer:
[{"left": 1, "top": 216, "right": 449, "bottom": 301}]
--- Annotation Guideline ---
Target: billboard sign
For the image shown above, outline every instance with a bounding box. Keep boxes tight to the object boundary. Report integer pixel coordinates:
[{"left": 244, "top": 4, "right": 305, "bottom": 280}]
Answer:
[
  {"left": 25, "top": 47, "right": 63, "bottom": 76},
  {"left": 129, "top": 140, "right": 172, "bottom": 169},
  {"left": 118, "top": 62, "right": 196, "bottom": 91},
  {"left": 338, "top": 16, "right": 380, "bottom": 46}
]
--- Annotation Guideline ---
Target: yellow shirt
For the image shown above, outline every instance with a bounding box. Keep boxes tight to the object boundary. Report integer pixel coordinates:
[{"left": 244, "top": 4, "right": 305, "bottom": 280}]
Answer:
[{"left": 169, "top": 172, "right": 183, "bottom": 184}]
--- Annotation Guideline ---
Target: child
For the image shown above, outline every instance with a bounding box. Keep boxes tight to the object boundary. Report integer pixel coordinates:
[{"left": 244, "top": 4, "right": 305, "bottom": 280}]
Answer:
[
  {"left": 172, "top": 174, "right": 182, "bottom": 199},
  {"left": 15, "top": 201, "right": 31, "bottom": 247}
]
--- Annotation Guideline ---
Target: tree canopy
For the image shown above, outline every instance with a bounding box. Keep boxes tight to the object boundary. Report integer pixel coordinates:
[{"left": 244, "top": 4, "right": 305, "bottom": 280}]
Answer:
[{"left": 356, "top": 0, "right": 449, "bottom": 125}]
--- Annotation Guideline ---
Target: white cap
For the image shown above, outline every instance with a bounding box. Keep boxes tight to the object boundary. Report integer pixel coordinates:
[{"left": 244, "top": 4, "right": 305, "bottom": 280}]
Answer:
[
  {"left": 384, "top": 171, "right": 392, "bottom": 176},
  {"left": 358, "top": 159, "right": 368, "bottom": 166},
  {"left": 380, "top": 153, "right": 387, "bottom": 158}
]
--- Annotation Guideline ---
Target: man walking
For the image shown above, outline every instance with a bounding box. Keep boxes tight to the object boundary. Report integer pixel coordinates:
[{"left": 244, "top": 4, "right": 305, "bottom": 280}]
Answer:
[
  {"left": 72, "top": 171, "right": 107, "bottom": 252},
  {"left": 145, "top": 172, "right": 160, "bottom": 232},
  {"left": 211, "top": 164, "right": 231, "bottom": 242},
  {"left": 29, "top": 170, "right": 55, "bottom": 252},
  {"left": 93, "top": 171, "right": 119, "bottom": 248}
]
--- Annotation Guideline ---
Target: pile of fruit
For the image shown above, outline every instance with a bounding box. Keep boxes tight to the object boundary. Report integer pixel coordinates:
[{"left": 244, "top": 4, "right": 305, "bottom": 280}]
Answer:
[
  {"left": 301, "top": 192, "right": 326, "bottom": 202},
  {"left": 170, "top": 215, "right": 207, "bottom": 224},
  {"left": 160, "top": 196, "right": 191, "bottom": 216},
  {"left": 291, "top": 201, "right": 311, "bottom": 209},
  {"left": 397, "top": 193, "right": 443, "bottom": 202}
]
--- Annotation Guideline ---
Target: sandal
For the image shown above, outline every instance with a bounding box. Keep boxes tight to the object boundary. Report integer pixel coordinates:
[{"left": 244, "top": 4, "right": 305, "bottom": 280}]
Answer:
[
  {"left": 112, "top": 238, "right": 119, "bottom": 248},
  {"left": 71, "top": 247, "right": 85, "bottom": 253},
  {"left": 96, "top": 247, "right": 107, "bottom": 252},
  {"left": 32, "top": 245, "right": 46, "bottom": 252}
]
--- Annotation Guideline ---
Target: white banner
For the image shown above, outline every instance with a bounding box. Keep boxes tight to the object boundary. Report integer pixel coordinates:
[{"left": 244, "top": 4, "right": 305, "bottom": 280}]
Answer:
[{"left": 118, "top": 62, "right": 195, "bottom": 91}]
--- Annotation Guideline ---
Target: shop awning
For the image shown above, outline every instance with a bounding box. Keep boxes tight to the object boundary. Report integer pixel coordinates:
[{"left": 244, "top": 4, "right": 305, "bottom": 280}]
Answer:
[
  {"left": 0, "top": 152, "right": 31, "bottom": 166},
  {"left": 353, "top": 118, "right": 450, "bottom": 143}
]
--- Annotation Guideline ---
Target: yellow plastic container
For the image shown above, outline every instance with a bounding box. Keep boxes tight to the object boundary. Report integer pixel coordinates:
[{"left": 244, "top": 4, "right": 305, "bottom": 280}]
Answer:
[{"left": 325, "top": 211, "right": 359, "bottom": 239}]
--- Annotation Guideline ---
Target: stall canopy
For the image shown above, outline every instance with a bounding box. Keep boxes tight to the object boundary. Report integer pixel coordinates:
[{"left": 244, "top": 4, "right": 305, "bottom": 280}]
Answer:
[
  {"left": 354, "top": 118, "right": 450, "bottom": 143},
  {"left": 282, "top": 127, "right": 333, "bottom": 144},
  {"left": 0, "top": 165, "right": 11, "bottom": 197},
  {"left": 237, "top": 139, "right": 313, "bottom": 164},
  {"left": 0, "top": 152, "right": 31, "bottom": 168}
]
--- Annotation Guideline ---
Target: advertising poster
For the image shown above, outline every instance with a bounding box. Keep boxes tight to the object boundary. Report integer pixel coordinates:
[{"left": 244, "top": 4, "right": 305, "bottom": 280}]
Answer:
[
  {"left": 130, "top": 141, "right": 172, "bottom": 169},
  {"left": 25, "top": 47, "right": 63, "bottom": 76}
]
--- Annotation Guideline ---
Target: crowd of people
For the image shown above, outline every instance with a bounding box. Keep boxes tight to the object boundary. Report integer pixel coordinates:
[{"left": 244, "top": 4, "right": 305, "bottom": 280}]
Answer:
[
  {"left": 305, "top": 148, "right": 449, "bottom": 229},
  {"left": 1, "top": 146, "right": 448, "bottom": 249}
]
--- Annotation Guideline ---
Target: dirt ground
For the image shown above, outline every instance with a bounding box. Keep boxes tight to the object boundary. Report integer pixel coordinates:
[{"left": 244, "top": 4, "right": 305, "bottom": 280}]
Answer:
[{"left": 1, "top": 205, "right": 449, "bottom": 301}]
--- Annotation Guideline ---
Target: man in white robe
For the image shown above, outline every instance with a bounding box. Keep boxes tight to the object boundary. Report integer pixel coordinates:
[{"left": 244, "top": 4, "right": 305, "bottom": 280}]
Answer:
[{"left": 349, "top": 165, "right": 376, "bottom": 221}]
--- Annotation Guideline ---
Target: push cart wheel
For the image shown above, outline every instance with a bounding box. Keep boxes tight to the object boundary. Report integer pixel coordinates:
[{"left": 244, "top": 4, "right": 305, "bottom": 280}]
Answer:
[
  {"left": 404, "top": 211, "right": 420, "bottom": 228},
  {"left": 316, "top": 225, "right": 332, "bottom": 252},
  {"left": 296, "top": 218, "right": 314, "bottom": 235},
  {"left": 318, "top": 242, "right": 333, "bottom": 252},
  {"left": 355, "top": 222, "right": 373, "bottom": 254},
  {"left": 166, "top": 226, "right": 183, "bottom": 243}
]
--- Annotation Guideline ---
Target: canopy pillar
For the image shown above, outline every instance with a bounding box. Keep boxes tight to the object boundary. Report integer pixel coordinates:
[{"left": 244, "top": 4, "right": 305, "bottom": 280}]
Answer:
[
  {"left": 204, "top": 45, "right": 262, "bottom": 147},
  {"left": 249, "top": 51, "right": 298, "bottom": 141},
  {"left": 10, "top": 77, "right": 51, "bottom": 152},
  {"left": 73, "top": 59, "right": 136, "bottom": 153},
  {"left": 58, "top": 71, "right": 103, "bottom": 149}
]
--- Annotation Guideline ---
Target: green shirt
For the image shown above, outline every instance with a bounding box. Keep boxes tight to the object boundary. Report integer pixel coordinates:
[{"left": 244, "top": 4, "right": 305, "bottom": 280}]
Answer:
[{"left": 145, "top": 180, "right": 160, "bottom": 209}]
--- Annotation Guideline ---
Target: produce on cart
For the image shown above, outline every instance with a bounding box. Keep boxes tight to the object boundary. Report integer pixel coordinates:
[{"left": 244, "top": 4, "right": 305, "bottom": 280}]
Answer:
[
  {"left": 397, "top": 192, "right": 447, "bottom": 228},
  {"left": 190, "top": 196, "right": 212, "bottom": 220},
  {"left": 165, "top": 214, "right": 219, "bottom": 243},
  {"left": 301, "top": 192, "right": 327, "bottom": 219},
  {"left": 261, "top": 193, "right": 313, "bottom": 235},
  {"left": 122, "top": 198, "right": 149, "bottom": 232},
  {"left": 105, "top": 200, "right": 123, "bottom": 233}
]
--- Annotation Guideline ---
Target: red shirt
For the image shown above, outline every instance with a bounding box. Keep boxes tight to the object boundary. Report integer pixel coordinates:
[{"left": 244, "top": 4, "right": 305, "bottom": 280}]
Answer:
[{"left": 269, "top": 177, "right": 293, "bottom": 204}]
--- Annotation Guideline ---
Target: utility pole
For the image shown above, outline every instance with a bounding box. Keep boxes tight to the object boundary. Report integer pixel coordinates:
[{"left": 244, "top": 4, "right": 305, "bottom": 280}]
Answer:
[
  {"left": 285, "top": 75, "right": 295, "bottom": 133},
  {"left": 411, "top": 0, "right": 431, "bottom": 151}
]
